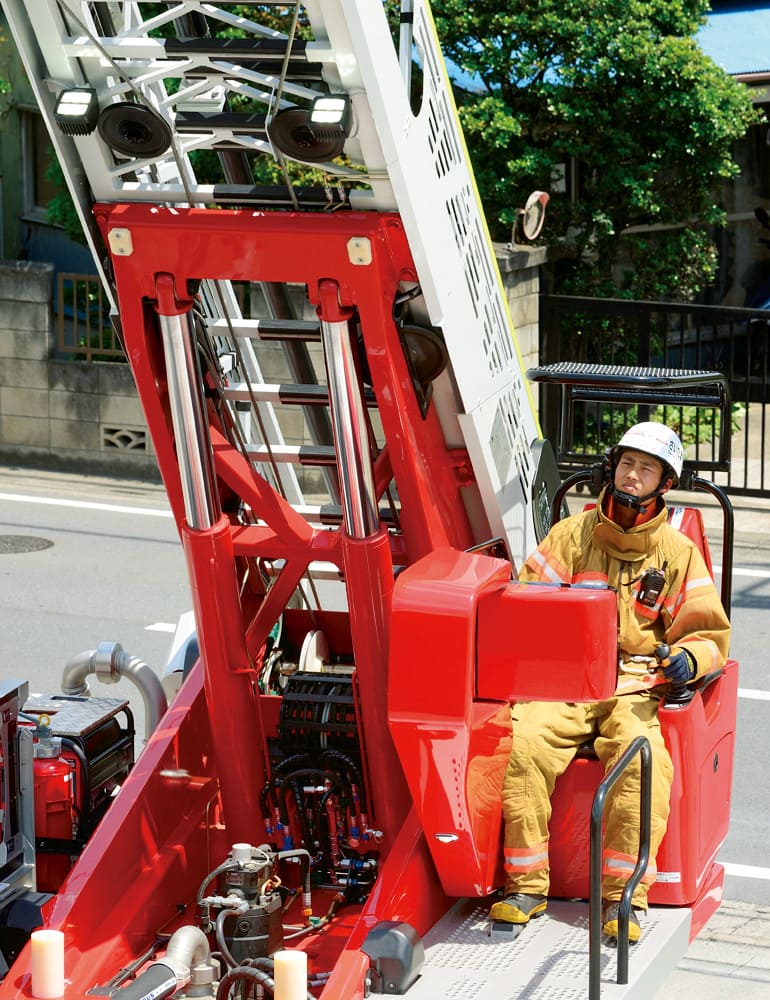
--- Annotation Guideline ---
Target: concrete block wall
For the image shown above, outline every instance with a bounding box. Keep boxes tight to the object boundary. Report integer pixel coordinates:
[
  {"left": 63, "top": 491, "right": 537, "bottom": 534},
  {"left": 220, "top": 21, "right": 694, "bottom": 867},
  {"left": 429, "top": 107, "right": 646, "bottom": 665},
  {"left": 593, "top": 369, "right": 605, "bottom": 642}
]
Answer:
[
  {"left": 0, "top": 260, "right": 158, "bottom": 479},
  {"left": 0, "top": 248, "right": 546, "bottom": 481},
  {"left": 495, "top": 243, "right": 548, "bottom": 407}
]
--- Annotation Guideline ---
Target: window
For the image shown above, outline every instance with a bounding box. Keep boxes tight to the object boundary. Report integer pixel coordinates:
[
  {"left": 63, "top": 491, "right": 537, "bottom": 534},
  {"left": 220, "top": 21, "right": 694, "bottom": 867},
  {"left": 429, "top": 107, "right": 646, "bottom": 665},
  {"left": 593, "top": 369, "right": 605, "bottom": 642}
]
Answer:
[{"left": 22, "top": 110, "right": 58, "bottom": 217}]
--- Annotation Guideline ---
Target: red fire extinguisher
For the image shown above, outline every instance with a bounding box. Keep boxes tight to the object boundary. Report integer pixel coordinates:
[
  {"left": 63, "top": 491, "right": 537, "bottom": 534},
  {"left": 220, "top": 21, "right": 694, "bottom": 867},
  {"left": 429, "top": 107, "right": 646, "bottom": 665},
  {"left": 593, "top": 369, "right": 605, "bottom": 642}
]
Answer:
[{"left": 32, "top": 715, "right": 75, "bottom": 893}]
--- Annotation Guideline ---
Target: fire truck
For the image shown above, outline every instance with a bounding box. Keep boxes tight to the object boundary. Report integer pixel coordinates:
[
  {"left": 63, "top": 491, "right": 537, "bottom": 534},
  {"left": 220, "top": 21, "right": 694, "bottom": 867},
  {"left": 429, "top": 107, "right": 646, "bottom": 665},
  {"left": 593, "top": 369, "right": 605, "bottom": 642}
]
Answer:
[{"left": 0, "top": 2, "right": 738, "bottom": 997}]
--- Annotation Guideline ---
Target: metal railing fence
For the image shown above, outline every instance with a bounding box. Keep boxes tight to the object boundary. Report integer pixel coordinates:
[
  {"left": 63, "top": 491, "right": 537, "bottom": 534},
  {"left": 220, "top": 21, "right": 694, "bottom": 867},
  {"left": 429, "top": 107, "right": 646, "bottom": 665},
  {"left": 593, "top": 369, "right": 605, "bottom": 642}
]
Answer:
[
  {"left": 56, "top": 273, "right": 124, "bottom": 362},
  {"left": 540, "top": 294, "right": 770, "bottom": 497}
]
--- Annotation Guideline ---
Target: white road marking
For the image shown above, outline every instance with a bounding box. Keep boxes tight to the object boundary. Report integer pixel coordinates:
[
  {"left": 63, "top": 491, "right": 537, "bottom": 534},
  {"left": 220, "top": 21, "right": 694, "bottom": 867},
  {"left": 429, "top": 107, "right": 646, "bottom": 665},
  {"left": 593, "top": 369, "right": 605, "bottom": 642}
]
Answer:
[
  {"left": 0, "top": 491, "right": 172, "bottom": 518},
  {"left": 714, "top": 564, "right": 770, "bottom": 579},
  {"left": 739, "top": 688, "right": 770, "bottom": 701},
  {"left": 9, "top": 491, "right": 770, "bottom": 700},
  {"left": 723, "top": 862, "right": 770, "bottom": 880}
]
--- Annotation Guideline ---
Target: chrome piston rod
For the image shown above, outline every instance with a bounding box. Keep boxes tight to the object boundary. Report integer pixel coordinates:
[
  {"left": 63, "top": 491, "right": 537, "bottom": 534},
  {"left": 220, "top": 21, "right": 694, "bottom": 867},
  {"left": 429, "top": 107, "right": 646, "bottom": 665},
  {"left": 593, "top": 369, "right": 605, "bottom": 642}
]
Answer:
[
  {"left": 319, "top": 306, "right": 379, "bottom": 540},
  {"left": 158, "top": 307, "right": 221, "bottom": 530}
]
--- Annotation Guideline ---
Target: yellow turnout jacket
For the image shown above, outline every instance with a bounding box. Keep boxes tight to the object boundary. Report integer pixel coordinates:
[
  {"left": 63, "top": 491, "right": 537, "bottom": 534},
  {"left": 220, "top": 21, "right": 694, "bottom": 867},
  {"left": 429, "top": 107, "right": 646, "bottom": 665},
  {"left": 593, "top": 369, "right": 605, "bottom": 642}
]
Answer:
[{"left": 518, "top": 487, "right": 731, "bottom": 694}]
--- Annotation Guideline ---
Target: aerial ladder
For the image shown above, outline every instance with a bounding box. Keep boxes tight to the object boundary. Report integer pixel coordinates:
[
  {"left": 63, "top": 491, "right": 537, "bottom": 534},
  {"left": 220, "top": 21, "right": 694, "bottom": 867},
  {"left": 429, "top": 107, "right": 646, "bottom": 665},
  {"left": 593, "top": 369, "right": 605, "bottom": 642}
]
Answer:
[{"left": 0, "top": 2, "right": 738, "bottom": 998}]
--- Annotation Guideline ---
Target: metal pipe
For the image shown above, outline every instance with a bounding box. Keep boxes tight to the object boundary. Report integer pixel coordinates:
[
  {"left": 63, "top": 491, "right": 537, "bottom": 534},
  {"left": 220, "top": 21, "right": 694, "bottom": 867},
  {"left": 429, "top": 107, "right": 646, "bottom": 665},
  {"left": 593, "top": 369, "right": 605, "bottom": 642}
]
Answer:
[
  {"left": 111, "top": 925, "right": 210, "bottom": 1000},
  {"left": 163, "top": 925, "right": 211, "bottom": 980},
  {"left": 692, "top": 474, "right": 734, "bottom": 615},
  {"left": 158, "top": 303, "right": 221, "bottom": 530},
  {"left": 318, "top": 280, "right": 378, "bottom": 539},
  {"left": 399, "top": 1, "right": 415, "bottom": 90},
  {"left": 61, "top": 641, "right": 168, "bottom": 737}
]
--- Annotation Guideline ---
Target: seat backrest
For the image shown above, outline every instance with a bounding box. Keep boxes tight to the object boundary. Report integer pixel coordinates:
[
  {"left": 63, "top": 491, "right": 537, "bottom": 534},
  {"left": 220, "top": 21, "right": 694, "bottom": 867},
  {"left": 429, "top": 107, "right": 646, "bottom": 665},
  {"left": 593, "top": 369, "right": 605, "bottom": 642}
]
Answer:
[{"left": 666, "top": 505, "right": 713, "bottom": 575}]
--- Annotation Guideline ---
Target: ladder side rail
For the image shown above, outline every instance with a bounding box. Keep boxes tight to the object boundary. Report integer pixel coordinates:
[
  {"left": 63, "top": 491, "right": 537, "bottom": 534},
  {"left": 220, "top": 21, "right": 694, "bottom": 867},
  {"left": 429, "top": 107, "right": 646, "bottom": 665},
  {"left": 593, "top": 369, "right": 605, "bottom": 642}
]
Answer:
[
  {"left": 321, "top": 0, "right": 543, "bottom": 564},
  {"left": 2, "top": 0, "right": 116, "bottom": 306}
]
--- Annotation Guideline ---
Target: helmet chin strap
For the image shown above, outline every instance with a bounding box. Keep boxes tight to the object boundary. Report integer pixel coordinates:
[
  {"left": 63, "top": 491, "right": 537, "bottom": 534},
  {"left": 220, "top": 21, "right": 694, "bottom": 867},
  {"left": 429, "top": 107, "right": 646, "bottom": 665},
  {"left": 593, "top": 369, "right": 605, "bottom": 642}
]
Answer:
[
  {"left": 609, "top": 485, "right": 660, "bottom": 513},
  {"left": 609, "top": 474, "right": 669, "bottom": 514}
]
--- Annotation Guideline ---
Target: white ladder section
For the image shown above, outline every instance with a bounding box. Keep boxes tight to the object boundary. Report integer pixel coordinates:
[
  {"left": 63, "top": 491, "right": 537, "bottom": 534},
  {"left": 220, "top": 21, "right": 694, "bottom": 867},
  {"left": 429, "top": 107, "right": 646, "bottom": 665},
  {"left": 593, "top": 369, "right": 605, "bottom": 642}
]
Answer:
[{"left": 3, "top": 0, "right": 542, "bottom": 564}]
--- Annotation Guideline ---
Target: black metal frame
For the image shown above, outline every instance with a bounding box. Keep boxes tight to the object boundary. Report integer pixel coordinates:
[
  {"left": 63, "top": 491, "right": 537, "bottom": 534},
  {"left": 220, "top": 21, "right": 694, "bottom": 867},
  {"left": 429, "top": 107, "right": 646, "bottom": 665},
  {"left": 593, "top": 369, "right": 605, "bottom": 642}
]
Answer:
[
  {"left": 539, "top": 294, "right": 770, "bottom": 498},
  {"left": 528, "top": 362, "right": 731, "bottom": 473}
]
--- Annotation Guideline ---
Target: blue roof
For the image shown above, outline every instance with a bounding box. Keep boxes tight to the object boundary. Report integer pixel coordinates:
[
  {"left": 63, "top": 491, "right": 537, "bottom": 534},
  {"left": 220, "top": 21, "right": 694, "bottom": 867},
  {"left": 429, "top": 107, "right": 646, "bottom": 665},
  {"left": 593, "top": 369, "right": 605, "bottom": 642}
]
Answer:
[{"left": 698, "top": 4, "right": 770, "bottom": 75}]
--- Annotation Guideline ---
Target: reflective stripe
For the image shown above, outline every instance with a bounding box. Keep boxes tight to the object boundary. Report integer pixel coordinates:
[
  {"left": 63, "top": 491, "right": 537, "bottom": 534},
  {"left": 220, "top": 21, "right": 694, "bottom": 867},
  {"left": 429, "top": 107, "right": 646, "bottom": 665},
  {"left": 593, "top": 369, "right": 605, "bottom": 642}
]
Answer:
[
  {"left": 603, "top": 851, "right": 657, "bottom": 885},
  {"left": 614, "top": 671, "right": 664, "bottom": 696},
  {"left": 529, "top": 549, "right": 569, "bottom": 585},
  {"left": 504, "top": 841, "right": 549, "bottom": 873}
]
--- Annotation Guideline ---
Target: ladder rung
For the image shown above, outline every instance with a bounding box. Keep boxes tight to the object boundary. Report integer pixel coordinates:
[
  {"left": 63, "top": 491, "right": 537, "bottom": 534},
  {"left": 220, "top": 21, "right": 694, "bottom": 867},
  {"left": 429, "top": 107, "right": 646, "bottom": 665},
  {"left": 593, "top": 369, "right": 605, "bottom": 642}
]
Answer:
[
  {"left": 210, "top": 185, "right": 347, "bottom": 208},
  {"left": 209, "top": 318, "right": 320, "bottom": 340},
  {"left": 267, "top": 560, "right": 343, "bottom": 582},
  {"left": 165, "top": 37, "right": 315, "bottom": 60},
  {"left": 226, "top": 382, "right": 330, "bottom": 405},
  {"left": 293, "top": 505, "right": 398, "bottom": 526},
  {"left": 225, "top": 382, "right": 376, "bottom": 406},
  {"left": 247, "top": 444, "right": 337, "bottom": 466},
  {"left": 175, "top": 112, "right": 268, "bottom": 135}
]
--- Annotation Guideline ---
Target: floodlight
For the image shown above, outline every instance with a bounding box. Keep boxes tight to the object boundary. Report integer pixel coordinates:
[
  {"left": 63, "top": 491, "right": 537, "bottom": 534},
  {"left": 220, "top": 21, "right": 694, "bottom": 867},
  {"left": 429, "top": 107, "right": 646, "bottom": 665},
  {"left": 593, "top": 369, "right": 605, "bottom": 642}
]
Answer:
[
  {"left": 268, "top": 96, "right": 352, "bottom": 163},
  {"left": 53, "top": 88, "right": 99, "bottom": 136},
  {"left": 309, "top": 94, "right": 352, "bottom": 134}
]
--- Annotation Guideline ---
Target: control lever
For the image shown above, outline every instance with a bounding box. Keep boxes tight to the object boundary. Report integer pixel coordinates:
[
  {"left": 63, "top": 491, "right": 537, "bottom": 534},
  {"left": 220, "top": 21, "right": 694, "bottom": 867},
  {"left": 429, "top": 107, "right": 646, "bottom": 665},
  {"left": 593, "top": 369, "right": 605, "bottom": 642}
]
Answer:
[{"left": 654, "top": 643, "right": 694, "bottom": 707}]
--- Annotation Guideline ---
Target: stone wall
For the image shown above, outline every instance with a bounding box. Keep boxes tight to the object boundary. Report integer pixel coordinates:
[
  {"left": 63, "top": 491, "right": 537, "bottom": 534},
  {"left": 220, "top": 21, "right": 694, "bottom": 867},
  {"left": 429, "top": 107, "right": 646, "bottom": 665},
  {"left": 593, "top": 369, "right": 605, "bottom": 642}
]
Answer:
[{"left": 0, "top": 249, "right": 545, "bottom": 481}]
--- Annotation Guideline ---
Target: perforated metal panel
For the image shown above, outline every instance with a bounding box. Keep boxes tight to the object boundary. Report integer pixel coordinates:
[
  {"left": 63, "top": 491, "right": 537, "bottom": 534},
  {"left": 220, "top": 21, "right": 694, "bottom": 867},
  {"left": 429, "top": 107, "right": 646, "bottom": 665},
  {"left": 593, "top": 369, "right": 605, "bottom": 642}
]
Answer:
[{"left": 335, "top": 0, "right": 542, "bottom": 561}]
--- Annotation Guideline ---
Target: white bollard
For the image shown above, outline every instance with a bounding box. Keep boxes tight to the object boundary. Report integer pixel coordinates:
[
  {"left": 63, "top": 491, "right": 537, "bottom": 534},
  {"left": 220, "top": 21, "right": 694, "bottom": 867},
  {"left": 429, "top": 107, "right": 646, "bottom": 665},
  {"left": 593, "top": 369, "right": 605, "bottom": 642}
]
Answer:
[
  {"left": 273, "top": 949, "right": 307, "bottom": 1000},
  {"left": 30, "top": 929, "right": 65, "bottom": 999}
]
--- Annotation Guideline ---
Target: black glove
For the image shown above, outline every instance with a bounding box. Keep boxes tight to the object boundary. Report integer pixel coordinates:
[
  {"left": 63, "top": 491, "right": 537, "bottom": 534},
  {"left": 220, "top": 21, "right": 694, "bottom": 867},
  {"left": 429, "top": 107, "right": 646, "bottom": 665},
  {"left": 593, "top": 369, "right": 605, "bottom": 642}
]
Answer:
[{"left": 662, "top": 649, "right": 696, "bottom": 685}]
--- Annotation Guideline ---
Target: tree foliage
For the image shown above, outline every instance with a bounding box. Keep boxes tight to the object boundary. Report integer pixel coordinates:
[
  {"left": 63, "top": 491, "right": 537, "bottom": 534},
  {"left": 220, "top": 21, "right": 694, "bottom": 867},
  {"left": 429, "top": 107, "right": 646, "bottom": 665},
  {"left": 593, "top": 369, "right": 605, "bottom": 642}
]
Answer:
[
  {"left": 23, "top": 1, "right": 766, "bottom": 304},
  {"left": 431, "top": 0, "right": 764, "bottom": 300}
]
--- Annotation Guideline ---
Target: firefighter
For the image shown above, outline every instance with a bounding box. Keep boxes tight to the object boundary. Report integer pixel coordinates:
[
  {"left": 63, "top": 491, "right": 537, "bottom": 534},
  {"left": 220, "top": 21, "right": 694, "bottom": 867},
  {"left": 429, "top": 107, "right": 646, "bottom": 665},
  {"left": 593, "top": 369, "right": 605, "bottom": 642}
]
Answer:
[{"left": 491, "top": 422, "right": 731, "bottom": 942}]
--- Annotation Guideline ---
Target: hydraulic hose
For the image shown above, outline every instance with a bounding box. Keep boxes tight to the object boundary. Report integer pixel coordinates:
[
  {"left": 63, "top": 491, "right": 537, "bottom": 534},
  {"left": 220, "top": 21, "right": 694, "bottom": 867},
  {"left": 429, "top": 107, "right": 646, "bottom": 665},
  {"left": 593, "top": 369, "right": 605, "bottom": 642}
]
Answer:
[
  {"left": 277, "top": 848, "right": 313, "bottom": 909},
  {"left": 111, "top": 925, "right": 210, "bottom": 1000},
  {"left": 196, "top": 858, "right": 240, "bottom": 906},
  {"left": 61, "top": 641, "right": 168, "bottom": 737},
  {"left": 320, "top": 750, "right": 366, "bottom": 809}
]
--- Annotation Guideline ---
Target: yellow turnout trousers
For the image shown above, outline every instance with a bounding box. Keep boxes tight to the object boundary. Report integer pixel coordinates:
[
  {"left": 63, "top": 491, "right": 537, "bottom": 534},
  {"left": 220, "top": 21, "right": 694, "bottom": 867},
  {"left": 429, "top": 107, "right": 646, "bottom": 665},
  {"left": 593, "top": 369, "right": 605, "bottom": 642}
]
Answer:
[{"left": 501, "top": 694, "right": 673, "bottom": 909}]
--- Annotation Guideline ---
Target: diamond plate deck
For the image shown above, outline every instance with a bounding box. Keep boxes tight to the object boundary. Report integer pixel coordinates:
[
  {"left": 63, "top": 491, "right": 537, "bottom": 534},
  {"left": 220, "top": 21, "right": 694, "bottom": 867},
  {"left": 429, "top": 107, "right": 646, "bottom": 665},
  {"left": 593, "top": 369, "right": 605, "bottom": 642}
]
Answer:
[
  {"left": 24, "top": 694, "right": 130, "bottom": 736},
  {"left": 406, "top": 898, "right": 691, "bottom": 999}
]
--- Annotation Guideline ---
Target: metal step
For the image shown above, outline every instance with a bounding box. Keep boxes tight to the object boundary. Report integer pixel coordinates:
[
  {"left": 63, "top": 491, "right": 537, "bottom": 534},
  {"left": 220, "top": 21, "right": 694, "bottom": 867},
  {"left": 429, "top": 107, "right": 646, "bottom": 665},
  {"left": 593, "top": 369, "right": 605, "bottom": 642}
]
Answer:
[{"left": 405, "top": 899, "right": 690, "bottom": 999}]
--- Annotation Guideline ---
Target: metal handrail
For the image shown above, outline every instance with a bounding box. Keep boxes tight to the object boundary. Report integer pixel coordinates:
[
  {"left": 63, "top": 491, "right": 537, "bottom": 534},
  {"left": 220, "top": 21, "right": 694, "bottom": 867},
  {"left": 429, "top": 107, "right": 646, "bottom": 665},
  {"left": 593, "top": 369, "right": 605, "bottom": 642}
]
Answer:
[{"left": 589, "top": 735, "right": 652, "bottom": 999}]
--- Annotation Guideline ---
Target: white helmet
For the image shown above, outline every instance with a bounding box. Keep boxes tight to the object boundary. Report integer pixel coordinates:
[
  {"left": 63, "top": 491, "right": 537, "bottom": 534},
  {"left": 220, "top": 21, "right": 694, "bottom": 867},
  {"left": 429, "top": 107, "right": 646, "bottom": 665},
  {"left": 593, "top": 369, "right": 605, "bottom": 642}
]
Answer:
[{"left": 612, "top": 422, "right": 684, "bottom": 485}]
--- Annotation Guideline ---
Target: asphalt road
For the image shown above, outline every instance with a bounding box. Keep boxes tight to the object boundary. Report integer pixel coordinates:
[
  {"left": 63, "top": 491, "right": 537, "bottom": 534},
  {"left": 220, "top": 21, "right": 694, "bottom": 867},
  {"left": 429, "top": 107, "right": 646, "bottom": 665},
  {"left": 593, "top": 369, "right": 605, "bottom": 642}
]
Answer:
[
  {"left": 2, "top": 464, "right": 770, "bottom": 996},
  {"left": 0, "top": 465, "right": 192, "bottom": 744}
]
